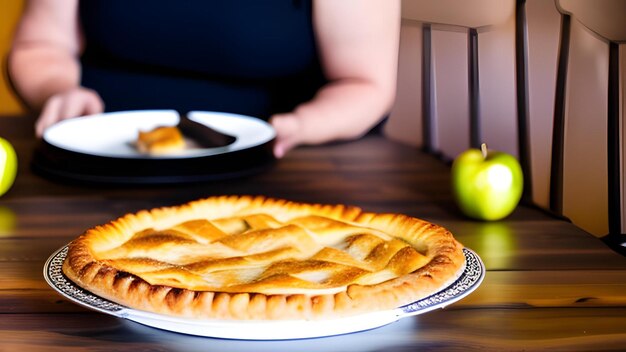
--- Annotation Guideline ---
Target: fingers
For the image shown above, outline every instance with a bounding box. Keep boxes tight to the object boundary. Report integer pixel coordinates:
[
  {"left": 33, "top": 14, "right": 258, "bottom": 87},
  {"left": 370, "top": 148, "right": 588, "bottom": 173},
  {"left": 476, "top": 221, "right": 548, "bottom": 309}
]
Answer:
[
  {"left": 60, "top": 88, "right": 104, "bottom": 118},
  {"left": 83, "top": 90, "right": 105, "bottom": 116},
  {"left": 270, "top": 113, "right": 301, "bottom": 158},
  {"left": 35, "top": 88, "right": 104, "bottom": 137},
  {"left": 36, "top": 94, "right": 63, "bottom": 137}
]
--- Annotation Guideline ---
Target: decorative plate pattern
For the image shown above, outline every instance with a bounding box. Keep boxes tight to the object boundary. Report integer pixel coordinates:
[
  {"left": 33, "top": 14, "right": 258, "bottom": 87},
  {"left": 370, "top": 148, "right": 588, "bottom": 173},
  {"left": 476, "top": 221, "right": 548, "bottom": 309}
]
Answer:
[
  {"left": 44, "top": 245, "right": 484, "bottom": 339},
  {"left": 399, "top": 248, "right": 484, "bottom": 316},
  {"left": 44, "top": 246, "right": 124, "bottom": 314}
]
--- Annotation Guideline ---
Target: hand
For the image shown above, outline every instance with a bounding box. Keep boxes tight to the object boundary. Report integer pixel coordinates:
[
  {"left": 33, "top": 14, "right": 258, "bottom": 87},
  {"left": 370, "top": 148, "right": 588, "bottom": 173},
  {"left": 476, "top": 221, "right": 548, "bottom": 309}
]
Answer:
[
  {"left": 35, "top": 87, "right": 104, "bottom": 137},
  {"left": 270, "top": 113, "right": 302, "bottom": 158}
]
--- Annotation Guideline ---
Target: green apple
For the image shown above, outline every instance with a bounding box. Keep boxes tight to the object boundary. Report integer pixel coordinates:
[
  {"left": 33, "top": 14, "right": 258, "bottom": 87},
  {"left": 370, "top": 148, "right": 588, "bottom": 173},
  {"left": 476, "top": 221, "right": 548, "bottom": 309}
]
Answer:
[
  {"left": 0, "top": 206, "right": 16, "bottom": 237},
  {"left": 451, "top": 143, "right": 523, "bottom": 221},
  {"left": 0, "top": 137, "right": 17, "bottom": 197}
]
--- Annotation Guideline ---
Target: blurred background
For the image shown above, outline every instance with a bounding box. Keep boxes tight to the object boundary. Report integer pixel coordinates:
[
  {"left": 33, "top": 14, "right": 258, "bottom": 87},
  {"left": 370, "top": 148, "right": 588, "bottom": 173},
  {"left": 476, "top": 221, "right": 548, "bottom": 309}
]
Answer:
[
  {"left": 0, "top": 0, "right": 24, "bottom": 115},
  {"left": 1, "top": 0, "right": 624, "bottom": 245}
]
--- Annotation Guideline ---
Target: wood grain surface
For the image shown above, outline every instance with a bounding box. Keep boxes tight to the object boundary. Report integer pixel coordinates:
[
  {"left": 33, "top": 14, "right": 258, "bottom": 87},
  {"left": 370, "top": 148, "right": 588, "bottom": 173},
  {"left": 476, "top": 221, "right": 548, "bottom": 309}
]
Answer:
[{"left": 1, "top": 115, "right": 625, "bottom": 351}]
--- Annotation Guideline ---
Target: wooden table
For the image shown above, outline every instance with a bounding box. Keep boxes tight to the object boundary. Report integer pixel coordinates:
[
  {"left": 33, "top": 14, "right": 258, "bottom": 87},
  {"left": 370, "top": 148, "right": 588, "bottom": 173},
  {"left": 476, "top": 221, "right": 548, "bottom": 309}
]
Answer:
[{"left": 1, "top": 115, "right": 626, "bottom": 351}]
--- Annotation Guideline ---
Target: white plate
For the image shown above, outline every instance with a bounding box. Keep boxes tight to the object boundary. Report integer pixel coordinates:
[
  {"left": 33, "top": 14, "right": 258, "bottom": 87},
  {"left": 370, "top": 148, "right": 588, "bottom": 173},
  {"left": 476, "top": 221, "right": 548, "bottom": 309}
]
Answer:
[
  {"left": 43, "top": 110, "right": 276, "bottom": 159},
  {"left": 44, "top": 246, "right": 484, "bottom": 340}
]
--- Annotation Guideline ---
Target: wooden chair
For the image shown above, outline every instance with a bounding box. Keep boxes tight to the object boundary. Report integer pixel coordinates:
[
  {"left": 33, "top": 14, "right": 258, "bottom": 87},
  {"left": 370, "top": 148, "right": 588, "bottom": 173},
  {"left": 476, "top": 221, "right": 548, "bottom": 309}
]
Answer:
[
  {"left": 385, "top": 0, "right": 626, "bottom": 253},
  {"left": 385, "top": 0, "right": 518, "bottom": 161},
  {"left": 524, "top": 0, "right": 625, "bottom": 248}
]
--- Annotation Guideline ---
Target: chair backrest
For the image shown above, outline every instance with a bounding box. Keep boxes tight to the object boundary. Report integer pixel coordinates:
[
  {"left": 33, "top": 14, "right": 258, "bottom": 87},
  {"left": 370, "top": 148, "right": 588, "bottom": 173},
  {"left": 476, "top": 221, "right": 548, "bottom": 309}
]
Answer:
[
  {"left": 525, "top": 0, "right": 625, "bottom": 237},
  {"left": 385, "top": 0, "right": 518, "bottom": 160},
  {"left": 386, "top": 0, "right": 626, "bottom": 239}
]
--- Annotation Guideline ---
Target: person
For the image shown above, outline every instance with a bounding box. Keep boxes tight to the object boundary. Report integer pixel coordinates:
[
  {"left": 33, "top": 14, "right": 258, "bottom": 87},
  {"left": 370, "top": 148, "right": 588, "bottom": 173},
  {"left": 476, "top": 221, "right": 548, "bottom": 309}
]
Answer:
[{"left": 8, "top": 0, "right": 400, "bottom": 158}]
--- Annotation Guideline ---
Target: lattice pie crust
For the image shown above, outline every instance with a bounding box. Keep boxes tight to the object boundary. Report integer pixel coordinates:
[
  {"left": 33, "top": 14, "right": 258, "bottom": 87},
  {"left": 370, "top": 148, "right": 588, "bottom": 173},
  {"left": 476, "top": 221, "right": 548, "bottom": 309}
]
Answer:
[{"left": 63, "top": 196, "right": 465, "bottom": 320}]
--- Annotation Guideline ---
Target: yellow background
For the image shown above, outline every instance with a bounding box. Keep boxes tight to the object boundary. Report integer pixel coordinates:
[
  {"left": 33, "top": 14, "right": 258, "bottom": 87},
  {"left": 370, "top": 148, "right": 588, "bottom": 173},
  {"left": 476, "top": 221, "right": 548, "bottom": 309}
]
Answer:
[{"left": 0, "top": 0, "right": 26, "bottom": 116}]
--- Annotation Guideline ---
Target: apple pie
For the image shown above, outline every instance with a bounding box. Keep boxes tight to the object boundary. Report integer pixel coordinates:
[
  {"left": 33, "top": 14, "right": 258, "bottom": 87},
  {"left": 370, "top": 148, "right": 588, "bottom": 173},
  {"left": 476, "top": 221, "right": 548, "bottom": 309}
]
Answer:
[
  {"left": 62, "top": 196, "right": 465, "bottom": 320},
  {"left": 136, "top": 126, "right": 185, "bottom": 155}
]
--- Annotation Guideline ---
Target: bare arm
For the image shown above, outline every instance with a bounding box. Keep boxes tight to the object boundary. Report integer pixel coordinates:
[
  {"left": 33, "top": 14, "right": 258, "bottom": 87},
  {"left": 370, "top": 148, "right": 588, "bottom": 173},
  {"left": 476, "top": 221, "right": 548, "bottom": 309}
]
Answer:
[
  {"left": 271, "top": 0, "right": 400, "bottom": 157},
  {"left": 9, "top": 0, "right": 103, "bottom": 136}
]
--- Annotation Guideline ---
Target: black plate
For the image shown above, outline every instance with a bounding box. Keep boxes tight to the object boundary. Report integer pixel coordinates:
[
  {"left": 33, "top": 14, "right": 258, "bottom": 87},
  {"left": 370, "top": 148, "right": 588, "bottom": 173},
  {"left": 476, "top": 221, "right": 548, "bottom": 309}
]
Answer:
[{"left": 31, "top": 139, "right": 275, "bottom": 185}]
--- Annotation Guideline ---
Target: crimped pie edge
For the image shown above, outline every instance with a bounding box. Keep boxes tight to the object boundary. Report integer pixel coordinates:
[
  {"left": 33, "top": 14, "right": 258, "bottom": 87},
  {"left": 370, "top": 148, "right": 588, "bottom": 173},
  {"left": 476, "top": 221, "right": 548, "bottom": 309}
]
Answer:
[{"left": 62, "top": 195, "right": 465, "bottom": 320}]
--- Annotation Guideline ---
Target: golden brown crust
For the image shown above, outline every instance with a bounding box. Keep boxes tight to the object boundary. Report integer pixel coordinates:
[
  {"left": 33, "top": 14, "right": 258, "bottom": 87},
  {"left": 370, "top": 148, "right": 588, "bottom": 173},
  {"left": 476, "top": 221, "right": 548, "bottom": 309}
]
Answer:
[{"left": 62, "top": 195, "right": 464, "bottom": 320}]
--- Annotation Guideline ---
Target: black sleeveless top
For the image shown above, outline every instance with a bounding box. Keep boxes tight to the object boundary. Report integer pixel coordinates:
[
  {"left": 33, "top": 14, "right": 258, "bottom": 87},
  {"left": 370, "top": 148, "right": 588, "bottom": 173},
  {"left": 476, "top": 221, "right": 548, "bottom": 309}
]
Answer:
[{"left": 79, "top": 0, "right": 326, "bottom": 119}]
